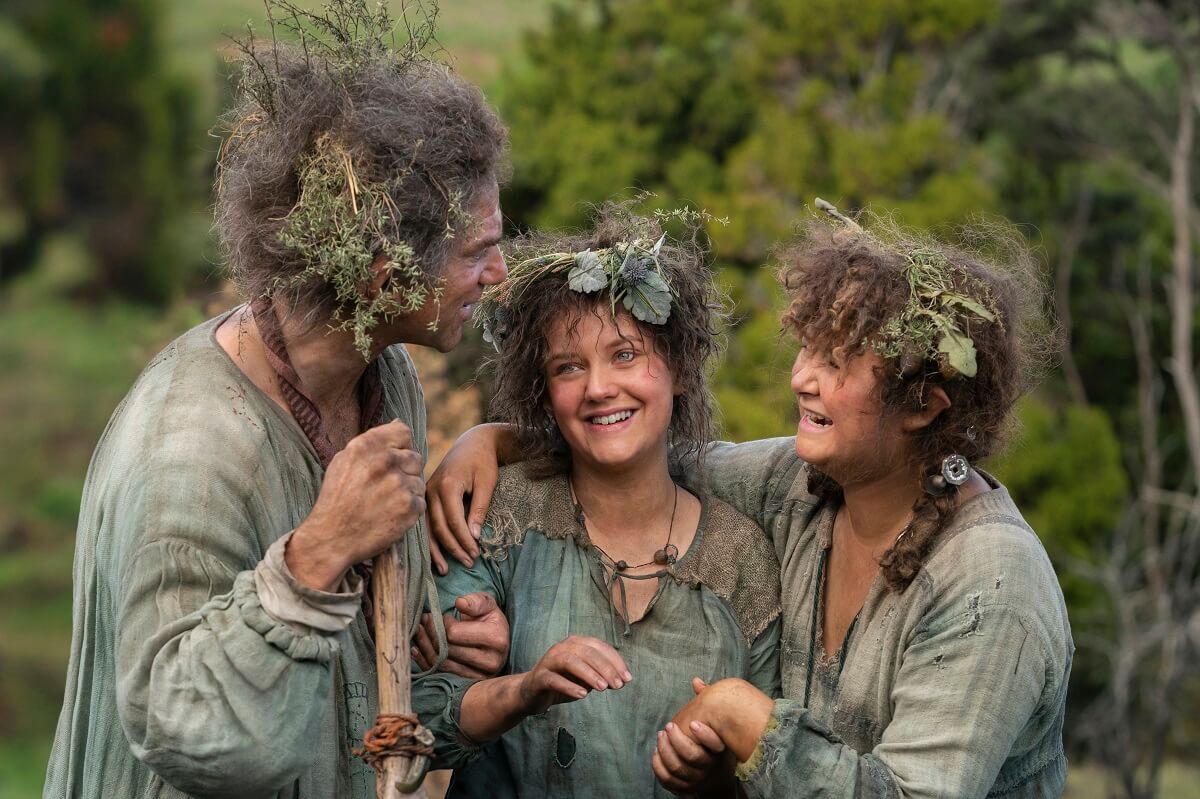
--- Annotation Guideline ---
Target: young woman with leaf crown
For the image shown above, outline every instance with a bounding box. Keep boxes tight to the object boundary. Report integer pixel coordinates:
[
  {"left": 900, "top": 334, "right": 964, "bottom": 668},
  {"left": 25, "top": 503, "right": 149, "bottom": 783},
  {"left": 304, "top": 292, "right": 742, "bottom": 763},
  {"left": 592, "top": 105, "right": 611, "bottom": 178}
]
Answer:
[
  {"left": 422, "top": 202, "right": 1073, "bottom": 798},
  {"left": 411, "top": 204, "right": 783, "bottom": 798}
]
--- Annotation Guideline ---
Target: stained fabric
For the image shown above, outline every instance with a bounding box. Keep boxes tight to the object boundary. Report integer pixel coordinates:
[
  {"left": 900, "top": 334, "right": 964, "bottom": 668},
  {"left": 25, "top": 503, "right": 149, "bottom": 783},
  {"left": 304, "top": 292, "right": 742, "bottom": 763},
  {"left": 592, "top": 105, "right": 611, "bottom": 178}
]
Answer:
[
  {"left": 43, "top": 313, "right": 433, "bottom": 799},
  {"left": 696, "top": 438, "right": 1074, "bottom": 799},
  {"left": 413, "top": 465, "right": 783, "bottom": 798}
]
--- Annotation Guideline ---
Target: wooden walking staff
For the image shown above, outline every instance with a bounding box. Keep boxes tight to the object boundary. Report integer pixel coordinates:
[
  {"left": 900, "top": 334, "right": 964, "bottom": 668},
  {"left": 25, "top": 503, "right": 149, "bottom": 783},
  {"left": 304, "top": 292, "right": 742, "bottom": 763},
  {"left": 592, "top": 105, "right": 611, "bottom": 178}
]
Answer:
[{"left": 361, "top": 541, "right": 434, "bottom": 798}]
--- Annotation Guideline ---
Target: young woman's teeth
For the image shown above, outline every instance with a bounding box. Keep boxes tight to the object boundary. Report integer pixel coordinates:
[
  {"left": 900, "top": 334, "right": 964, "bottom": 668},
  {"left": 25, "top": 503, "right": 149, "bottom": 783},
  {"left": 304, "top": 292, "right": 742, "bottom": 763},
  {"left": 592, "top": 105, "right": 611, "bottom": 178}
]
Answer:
[
  {"left": 591, "top": 410, "right": 633, "bottom": 426},
  {"left": 807, "top": 411, "right": 831, "bottom": 426}
]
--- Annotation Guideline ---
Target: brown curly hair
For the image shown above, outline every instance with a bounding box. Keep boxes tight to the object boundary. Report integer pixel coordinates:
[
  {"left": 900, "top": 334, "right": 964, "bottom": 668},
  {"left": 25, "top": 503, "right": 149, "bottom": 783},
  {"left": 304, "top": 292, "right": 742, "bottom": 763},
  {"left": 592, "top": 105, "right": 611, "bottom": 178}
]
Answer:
[
  {"left": 215, "top": 47, "right": 508, "bottom": 332},
  {"left": 483, "top": 205, "right": 728, "bottom": 476},
  {"left": 779, "top": 215, "right": 1054, "bottom": 592}
]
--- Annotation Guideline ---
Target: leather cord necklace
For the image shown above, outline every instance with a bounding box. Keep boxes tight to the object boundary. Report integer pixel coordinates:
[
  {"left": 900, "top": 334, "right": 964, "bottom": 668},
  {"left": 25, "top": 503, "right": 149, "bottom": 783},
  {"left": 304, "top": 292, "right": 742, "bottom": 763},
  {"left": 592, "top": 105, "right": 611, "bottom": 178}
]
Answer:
[{"left": 570, "top": 480, "right": 680, "bottom": 642}]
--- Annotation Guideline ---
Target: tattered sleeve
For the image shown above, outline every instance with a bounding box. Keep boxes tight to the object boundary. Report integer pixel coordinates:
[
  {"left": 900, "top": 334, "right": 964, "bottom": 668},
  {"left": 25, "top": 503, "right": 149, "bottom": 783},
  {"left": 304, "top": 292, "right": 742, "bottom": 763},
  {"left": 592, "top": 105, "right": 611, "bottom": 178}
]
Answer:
[{"left": 411, "top": 529, "right": 511, "bottom": 770}]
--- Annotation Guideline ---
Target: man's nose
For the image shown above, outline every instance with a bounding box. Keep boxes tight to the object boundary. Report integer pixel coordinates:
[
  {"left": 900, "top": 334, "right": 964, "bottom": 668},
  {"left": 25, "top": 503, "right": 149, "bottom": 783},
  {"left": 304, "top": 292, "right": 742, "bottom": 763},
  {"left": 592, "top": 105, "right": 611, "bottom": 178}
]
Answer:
[{"left": 482, "top": 249, "right": 507, "bottom": 285}]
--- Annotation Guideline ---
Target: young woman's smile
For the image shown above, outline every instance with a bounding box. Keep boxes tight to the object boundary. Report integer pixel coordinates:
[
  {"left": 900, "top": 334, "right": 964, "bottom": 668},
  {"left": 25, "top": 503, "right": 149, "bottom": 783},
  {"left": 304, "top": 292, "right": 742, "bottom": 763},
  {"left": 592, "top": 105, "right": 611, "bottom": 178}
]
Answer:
[{"left": 544, "top": 311, "right": 676, "bottom": 472}]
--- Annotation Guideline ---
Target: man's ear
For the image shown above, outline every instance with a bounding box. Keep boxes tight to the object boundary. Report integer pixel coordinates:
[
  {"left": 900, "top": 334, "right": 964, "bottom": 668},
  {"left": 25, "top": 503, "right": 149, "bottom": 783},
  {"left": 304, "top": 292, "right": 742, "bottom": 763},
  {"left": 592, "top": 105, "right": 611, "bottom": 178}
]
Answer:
[
  {"left": 367, "top": 254, "right": 391, "bottom": 296},
  {"left": 902, "top": 386, "right": 951, "bottom": 433}
]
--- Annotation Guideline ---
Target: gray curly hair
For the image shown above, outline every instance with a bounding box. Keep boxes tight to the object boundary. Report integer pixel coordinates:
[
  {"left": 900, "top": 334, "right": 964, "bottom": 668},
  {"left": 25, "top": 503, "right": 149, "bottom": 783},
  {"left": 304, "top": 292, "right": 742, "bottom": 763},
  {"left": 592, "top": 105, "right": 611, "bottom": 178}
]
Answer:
[{"left": 215, "top": 41, "right": 508, "bottom": 334}]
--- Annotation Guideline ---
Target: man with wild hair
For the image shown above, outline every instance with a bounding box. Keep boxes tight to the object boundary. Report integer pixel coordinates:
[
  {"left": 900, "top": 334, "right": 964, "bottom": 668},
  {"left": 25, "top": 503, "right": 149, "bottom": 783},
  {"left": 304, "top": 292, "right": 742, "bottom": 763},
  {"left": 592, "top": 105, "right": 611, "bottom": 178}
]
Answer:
[{"left": 44, "top": 3, "right": 510, "bottom": 797}]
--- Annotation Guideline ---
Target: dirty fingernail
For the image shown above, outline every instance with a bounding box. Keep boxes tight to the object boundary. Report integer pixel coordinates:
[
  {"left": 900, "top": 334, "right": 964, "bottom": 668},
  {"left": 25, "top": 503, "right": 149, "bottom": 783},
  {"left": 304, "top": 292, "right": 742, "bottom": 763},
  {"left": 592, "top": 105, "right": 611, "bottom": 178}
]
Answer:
[{"left": 470, "top": 522, "right": 482, "bottom": 539}]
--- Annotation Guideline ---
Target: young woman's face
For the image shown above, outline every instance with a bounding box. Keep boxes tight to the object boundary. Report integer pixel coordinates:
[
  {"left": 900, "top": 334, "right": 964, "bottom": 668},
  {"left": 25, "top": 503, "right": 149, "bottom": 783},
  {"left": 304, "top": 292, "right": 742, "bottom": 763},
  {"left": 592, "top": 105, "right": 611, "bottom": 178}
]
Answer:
[
  {"left": 790, "top": 345, "right": 910, "bottom": 484},
  {"left": 544, "top": 309, "right": 676, "bottom": 474}
]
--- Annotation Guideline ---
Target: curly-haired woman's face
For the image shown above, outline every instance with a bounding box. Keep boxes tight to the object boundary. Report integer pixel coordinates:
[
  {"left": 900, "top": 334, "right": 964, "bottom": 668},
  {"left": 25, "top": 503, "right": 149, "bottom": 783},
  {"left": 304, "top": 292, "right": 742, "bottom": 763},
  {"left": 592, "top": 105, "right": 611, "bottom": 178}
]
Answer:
[
  {"left": 790, "top": 345, "right": 910, "bottom": 483},
  {"left": 543, "top": 310, "right": 676, "bottom": 475}
]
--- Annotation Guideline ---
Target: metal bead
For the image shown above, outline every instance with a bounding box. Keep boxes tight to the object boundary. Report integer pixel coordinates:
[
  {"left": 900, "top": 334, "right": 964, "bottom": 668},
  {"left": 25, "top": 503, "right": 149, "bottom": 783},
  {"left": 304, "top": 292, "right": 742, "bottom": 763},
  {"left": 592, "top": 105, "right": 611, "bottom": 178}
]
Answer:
[
  {"left": 923, "top": 474, "right": 948, "bottom": 495},
  {"left": 653, "top": 549, "right": 668, "bottom": 566},
  {"left": 941, "top": 454, "right": 971, "bottom": 485},
  {"left": 616, "top": 560, "right": 628, "bottom": 571}
]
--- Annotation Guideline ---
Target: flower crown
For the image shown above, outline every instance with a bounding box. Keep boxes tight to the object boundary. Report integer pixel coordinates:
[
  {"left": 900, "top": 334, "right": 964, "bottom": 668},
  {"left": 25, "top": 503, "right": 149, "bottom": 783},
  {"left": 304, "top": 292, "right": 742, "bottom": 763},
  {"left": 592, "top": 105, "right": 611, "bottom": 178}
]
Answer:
[
  {"left": 477, "top": 234, "right": 674, "bottom": 350},
  {"left": 815, "top": 198, "right": 1001, "bottom": 380}
]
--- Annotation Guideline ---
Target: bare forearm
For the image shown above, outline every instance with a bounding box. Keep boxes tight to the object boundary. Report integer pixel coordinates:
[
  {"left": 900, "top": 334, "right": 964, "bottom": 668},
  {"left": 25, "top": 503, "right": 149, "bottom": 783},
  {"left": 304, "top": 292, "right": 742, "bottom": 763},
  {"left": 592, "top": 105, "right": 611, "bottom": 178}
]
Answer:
[
  {"left": 480, "top": 422, "right": 524, "bottom": 465},
  {"left": 457, "top": 674, "right": 531, "bottom": 742}
]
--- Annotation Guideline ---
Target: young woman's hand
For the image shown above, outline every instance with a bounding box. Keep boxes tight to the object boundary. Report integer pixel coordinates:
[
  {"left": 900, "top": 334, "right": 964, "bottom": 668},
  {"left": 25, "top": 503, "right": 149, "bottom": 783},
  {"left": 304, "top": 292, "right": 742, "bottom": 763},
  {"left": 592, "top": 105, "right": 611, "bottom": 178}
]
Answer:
[
  {"left": 651, "top": 678, "right": 733, "bottom": 797},
  {"left": 426, "top": 423, "right": 518, "bottom": 574},
  {"left": 518, "top": 635, "right": 632, "bottom": 716},
  {"left": 652, "top": 677, "right": 775, "bottom": 795}
]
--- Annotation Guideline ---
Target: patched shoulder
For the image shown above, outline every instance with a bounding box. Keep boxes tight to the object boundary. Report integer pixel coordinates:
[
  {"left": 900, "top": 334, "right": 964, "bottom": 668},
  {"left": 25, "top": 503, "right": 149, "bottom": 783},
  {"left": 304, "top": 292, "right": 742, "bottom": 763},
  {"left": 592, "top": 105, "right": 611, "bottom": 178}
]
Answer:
[
  {"left": 675, "top": 496, "right": 781, "bottom": 644},
  {"left": 480, "top": 463, "right": 574, "bottom": 559}
]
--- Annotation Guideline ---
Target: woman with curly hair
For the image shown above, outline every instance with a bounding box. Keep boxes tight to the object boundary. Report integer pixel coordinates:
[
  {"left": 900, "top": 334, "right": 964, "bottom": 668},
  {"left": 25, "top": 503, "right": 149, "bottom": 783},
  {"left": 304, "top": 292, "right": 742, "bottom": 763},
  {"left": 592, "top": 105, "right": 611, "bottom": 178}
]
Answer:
[
  {"left": 424, "top": 203, "right": 1073, "bottom": 798},
  {"left": 412, "top": 206, "right": 782, "bottom": 797}
]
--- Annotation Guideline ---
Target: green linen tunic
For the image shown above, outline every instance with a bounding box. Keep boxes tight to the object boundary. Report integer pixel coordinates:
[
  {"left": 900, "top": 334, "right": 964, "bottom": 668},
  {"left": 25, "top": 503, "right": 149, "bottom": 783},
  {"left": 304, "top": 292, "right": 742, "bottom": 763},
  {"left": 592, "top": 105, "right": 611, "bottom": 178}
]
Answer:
[
  {"left": 412, "top": 464, "right": 783, "bottom": 798},
  {"left": 692, "top": 438, "right": 1074, "bottom": 799},
  {"left": 43, "top": 314, "right": 435, "bottom": 799}
]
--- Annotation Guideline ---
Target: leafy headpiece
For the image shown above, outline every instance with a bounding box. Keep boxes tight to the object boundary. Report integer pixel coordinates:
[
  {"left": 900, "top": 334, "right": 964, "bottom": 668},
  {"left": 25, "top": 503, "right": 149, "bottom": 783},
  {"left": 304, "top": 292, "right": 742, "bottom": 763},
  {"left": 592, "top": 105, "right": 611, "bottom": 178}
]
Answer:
[
  {"left": 477, "top": 234, "right": 674, "bottom": 350},
  {"left": 815, "top": 198, "right": 1001, "bottom": 379}
]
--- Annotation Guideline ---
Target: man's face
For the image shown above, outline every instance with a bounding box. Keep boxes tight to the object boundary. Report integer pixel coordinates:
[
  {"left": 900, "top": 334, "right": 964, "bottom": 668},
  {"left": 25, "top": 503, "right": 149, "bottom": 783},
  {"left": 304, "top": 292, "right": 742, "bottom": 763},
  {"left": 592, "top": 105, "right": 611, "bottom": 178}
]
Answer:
[{"left": 394, "top": 181, "right": 506, "bottom": 352}]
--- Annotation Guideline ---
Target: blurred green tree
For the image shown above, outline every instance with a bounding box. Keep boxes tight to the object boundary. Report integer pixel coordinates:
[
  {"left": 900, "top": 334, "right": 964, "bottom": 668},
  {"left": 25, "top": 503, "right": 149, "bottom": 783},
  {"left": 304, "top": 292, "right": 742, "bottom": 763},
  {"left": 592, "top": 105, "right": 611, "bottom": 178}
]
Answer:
[{"left": 0, "top": 0, "right": 204, "bottom": 302}]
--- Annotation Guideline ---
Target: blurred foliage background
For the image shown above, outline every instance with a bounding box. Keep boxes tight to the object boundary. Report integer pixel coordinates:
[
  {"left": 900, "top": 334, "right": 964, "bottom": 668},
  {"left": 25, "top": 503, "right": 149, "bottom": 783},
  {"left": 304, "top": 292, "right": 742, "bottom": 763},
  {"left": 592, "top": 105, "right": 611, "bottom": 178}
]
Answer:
[{"left": 2, "top": 0, "right": 1199, "bottom": 797}]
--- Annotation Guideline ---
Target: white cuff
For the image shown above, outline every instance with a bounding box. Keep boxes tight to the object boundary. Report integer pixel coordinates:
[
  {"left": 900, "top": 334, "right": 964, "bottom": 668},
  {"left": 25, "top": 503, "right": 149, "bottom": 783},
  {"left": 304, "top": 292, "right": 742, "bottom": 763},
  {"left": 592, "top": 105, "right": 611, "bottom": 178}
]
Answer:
[{"left": 254, "top": 531, "right": 364, "bottom": 634}]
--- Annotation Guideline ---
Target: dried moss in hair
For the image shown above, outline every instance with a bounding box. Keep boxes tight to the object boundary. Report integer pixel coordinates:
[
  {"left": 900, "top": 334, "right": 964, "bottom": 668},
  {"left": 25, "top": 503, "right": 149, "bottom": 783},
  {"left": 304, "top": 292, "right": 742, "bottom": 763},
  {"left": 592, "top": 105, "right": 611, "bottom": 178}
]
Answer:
[
  {"left": 214, "top": 0, "right": 509, "bottom": 355},
  {"left": 780, "top": 210, "right": 1056, "bottom": 591}
]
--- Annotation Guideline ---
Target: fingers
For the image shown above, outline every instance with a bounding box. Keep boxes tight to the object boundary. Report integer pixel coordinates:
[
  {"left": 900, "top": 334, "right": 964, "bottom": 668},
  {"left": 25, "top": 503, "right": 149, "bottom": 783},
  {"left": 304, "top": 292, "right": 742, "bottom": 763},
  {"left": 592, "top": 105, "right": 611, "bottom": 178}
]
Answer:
[
  {"left": 549, "top": 637, "right": 630, "bottom": 689},
  {"left": 428, "top": 496, "right": 472, "bottom": 571},
  {"left": 441, "top": 480, "right": 479, "bottom": 556},
  {"left": 655, "top": 726, "right": 705, "bottom": 784},
  {"left": 465, "top": 477, "right": 496, "bottom": 542},
  {"left": 389, "top": 447, "right": 424, "bottom": 477},
  {"left": 664, "top": 722, "right": 715, "bottom": 768},
  {"left": 371, "top": 419, "right": 414, "bottom": 451},
  {"left": 443, "top": 615, "right": 508, "bottom": 650},
  {"left": 455, "top": 591, "right": 498, "bottom": 619},
  {"left": 686, "top": 721, "right": 725, "bottom": 754},
  {"left": 651, "top": 749, "right": 694, "bottom": 796},
  {"left": 428, "top": 528, "right": 449, "bottom": 577},
  {"left": 410, "top": 613, "right": 440, "bottom": 670},
  {"left": 427, "top": 491, "right": 472, "bottom": 566},
  {"left": 581, "top": 638, "right": 632, "bottom": 685},
  {"left": 537, "top": 671, "right": 589, "bottom": 702},
  {"left": 691, "top": 676, "right": 708, "bottom": 696}
]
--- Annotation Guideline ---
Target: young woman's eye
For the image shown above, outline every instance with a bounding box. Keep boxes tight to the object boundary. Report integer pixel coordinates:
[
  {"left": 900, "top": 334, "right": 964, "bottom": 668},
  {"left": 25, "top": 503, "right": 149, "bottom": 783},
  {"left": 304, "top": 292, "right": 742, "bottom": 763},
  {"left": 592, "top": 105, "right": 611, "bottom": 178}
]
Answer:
[
  {"left": 553, "top": 362, "right": 580, "bottom": 375},
  {"left": 615, "top": 350, "right": 636, "bottom": 363}
]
